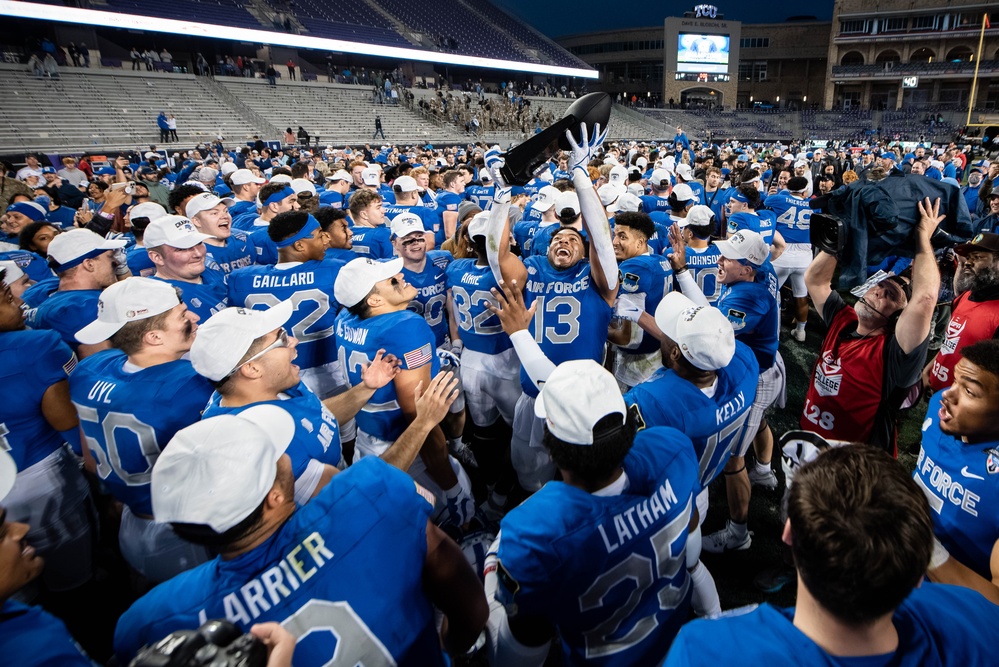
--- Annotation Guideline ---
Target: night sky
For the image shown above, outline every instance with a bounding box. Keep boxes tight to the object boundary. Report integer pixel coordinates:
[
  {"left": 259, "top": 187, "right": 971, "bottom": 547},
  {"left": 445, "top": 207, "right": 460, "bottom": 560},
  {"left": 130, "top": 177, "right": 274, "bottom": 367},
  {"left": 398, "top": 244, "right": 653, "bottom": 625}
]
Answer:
[{"left": 492, "top": 0, "right": 836, "bottom": 38}]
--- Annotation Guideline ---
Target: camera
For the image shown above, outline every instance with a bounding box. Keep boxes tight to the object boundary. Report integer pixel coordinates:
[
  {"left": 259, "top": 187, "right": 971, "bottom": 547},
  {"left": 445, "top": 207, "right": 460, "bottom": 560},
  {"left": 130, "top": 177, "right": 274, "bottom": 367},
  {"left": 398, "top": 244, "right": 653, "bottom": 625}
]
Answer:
[
  {"left": 129, "top": 619, "right": 267, "bottom": 667},
  {"left": 110, "top": 181, "right": 136, "bottom": 195},
  {"left": 808, "top": 212, "right": 845, "bottom": 257}
]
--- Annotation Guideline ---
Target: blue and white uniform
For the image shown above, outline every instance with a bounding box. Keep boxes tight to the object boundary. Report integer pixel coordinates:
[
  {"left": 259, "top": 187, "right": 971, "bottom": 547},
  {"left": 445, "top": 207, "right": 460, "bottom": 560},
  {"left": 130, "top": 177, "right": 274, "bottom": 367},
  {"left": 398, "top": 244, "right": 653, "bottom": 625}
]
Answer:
[
  {"left": 514, "top": 256, "right": 613, "bottom": 490},
  {"left": 613, "top": 254, "right": 673, "bottom": 389},
  {"left": 914, "top": 392, "right": 999, "bottom": 579},
  {"left": 727, "top": 212, "right": 776, "bottom": 245},
  {"left": 29, "top": 288, "right": 101, "bottom": 352},
  {"left": 114, "top": 458, "right": 446, "bottom": 667},
  {"left": 203, "top": 230, "right": 256, "bottom": 279},
  {"left": 401, "top": 250, "right": 452, "bottom": 349},
  {"left": 685, "top": 246, "right": 723, "bottom": 305},
  {"left": 665, "top": 584, "right": 999, "bottom": 667},
  {"left": 0, "top": 249, "right": 52, "bottom": 283},
  {"left": 202, "top": 381, "right": 343, "bottom": 503},
  {"left": 0, "top": 328, "right": 94, "bottom": 592},
  {"left": 348, "top": 224, "right": 393, "bottom": 259},
  {"left": 445, "top": 258, "right": 520, "bottom": 427},
  {"left": 495, "top": 429, "right": 698, "bottom": 667},
  {"left": 0, "top": 601, "right": 94, "bottom": 666},
  {"left": 465, "top": 184, "right": 494, "bottom": 211},
  {"left": 765, "top": 191, "right": 812, "bottom": 297},
  {"left": 152, "top": 275, "right": 228, "bottom": 324},
  {"left": 436, "top": 190, "right": 463, "bottom": 236},
  {"left": 227, "top": 259, "right": 348, "bottom": 402},
  {"left": 69, "top": 350, "right": 213, "bottom": 581},
  {"left": 384, "top": 203, "right": 443, "bottom": 247}
]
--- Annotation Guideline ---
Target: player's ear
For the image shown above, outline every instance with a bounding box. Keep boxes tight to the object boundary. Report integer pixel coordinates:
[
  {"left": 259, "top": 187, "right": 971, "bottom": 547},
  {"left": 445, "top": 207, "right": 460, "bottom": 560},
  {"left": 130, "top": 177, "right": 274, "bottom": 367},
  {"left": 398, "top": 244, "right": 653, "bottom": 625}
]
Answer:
[{"left": 781, "top": 518, "right": 793, "bottom": 547}]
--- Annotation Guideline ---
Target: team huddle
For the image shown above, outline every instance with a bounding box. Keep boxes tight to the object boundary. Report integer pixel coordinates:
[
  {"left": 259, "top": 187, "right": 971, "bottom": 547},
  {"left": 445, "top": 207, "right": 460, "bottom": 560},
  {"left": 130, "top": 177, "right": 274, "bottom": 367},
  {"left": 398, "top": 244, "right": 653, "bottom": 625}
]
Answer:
[{"left": 2, "top": 121, "right": 999, "bottom": 666}]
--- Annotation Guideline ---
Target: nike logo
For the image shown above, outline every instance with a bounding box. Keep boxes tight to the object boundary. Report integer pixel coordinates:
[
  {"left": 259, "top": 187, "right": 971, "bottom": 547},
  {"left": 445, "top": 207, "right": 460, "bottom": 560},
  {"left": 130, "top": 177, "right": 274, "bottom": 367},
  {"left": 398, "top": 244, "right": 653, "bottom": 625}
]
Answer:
[{"left": 961, "top": 466, "right": 985, "bottom": 481}]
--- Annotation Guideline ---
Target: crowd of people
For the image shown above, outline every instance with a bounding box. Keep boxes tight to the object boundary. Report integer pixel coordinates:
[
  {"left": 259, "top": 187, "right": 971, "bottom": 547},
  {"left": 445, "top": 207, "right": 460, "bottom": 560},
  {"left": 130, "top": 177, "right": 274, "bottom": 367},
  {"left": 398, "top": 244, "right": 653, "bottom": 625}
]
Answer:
[{"left": 2, "top": 122, "right": 999, "bottom": 666}]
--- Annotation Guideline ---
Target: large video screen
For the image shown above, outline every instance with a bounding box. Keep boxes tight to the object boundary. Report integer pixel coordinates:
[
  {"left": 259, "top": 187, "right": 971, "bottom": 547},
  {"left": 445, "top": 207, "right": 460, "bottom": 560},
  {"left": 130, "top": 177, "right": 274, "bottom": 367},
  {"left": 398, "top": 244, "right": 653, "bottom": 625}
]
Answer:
[{"left": 677, "top": 33, "right": 730, "bottom": 74}]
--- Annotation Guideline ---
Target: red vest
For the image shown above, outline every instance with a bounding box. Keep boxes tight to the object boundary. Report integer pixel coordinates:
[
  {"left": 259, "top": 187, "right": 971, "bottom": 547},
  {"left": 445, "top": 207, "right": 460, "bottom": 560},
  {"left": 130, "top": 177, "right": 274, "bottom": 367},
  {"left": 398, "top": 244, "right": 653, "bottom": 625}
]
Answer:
[
  {"left": 801, "top": 305, "right": 886, "bottom": 444},
  {"left": 928, "top": 293, "right": 999, "bottom": 391}
]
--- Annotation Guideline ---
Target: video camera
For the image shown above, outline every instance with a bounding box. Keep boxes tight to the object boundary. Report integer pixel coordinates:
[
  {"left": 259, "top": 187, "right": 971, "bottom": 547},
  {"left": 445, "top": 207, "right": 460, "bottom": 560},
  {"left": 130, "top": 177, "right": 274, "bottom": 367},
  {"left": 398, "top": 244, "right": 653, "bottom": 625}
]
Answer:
[{"left": 129, "top": 619, "right": 267, "bottom": 667}]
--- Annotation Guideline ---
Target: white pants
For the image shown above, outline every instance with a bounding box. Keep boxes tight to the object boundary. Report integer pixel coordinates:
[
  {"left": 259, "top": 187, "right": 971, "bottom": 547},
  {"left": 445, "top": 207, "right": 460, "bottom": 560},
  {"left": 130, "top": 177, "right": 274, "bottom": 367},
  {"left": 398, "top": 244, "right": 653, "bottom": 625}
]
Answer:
[
  {"left": 772, "top": 243, "right": 812, "bottom": 298},
  {"left": 736, "top": 353, "right": 787, "bottom": 456},
  {"left": 462, "top": 348, "right": 521, "bottom": 427},
  {"left": 511, "top": 393, "right": 556, "bottom": 492}
]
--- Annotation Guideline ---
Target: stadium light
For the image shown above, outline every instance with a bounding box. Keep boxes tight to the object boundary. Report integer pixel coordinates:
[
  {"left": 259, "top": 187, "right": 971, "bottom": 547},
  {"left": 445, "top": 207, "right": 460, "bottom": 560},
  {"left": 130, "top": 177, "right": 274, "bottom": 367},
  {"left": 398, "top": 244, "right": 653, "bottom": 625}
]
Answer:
[{"left": 0, "top": 1, "right": 598, "bottom": 79}]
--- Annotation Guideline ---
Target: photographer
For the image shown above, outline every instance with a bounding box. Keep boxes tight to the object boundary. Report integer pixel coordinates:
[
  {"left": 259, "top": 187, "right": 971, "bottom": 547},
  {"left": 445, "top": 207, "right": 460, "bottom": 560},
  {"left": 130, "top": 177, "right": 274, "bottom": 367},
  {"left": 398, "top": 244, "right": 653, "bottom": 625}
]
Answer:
[{"left": 801, "top": 197, "right": 943, "bottom": 454}]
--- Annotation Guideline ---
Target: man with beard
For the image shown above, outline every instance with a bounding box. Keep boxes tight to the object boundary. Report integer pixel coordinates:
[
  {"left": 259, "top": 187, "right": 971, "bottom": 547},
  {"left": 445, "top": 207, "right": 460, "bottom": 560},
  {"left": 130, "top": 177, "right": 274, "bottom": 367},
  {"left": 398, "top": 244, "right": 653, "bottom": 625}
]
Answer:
[
  {"left": 70, "top": 278, "right": 214, "bottom": 582},
  {"left": 924, "top": 233, "right": 999, "bottom": 393},
  {"left": 801, "top": 198, "right": 942, "bottom": 454}
]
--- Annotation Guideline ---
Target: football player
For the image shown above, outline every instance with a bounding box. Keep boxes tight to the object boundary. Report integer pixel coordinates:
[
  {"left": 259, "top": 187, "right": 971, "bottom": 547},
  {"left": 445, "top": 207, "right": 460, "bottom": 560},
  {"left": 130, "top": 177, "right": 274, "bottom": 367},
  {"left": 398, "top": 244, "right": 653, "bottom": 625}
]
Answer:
[
  {"left": 185, "top": 192, "right": 256, "bottom": 278},
  {"left": 765, "top": 176, "right": 813, "bottom": 341},
  {"left": 146, "top": 215, "right": 228, "bottom": 322}
]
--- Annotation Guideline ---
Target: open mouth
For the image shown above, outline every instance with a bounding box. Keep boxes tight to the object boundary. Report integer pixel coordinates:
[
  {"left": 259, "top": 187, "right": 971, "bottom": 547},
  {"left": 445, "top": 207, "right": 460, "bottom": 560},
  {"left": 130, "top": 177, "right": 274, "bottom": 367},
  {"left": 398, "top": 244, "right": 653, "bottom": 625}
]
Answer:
[{"left": 555, "top": 248, "right": 571, "bottom": 259}]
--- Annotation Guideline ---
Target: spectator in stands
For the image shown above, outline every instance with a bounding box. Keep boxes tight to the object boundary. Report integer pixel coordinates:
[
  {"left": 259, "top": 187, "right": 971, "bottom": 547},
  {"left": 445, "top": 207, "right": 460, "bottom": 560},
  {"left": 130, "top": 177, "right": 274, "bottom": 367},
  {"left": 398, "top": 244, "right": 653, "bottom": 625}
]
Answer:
[
  {"left": 57, "top": 157, "right": 87, "bottom": 189},
  {"left": 78, "top": 42, "right": 89, "bottom": 67},
  {"left": 167, "top": 114, "right": 178, "bottom": 142},
  {"left": 27, "top": 54, "right": 43, "bottom": 79},
  {"left": 286, "top": 59, "right": 296, "bottom": 80},
  {"left": 130, "top": 47, "right": 141, "bottom": 70},
  {"left": 18, "top": 221, "right": 61, "bottom": 255},
  {"left": 160, "top": 48, "right": 172, "bottom": 65},
  {"left": 297, "top": 126, "right": 310, "bottom": 147},
  {"left": 196, "top": 52, "right": 209, "bottom": 76},
  {"left": 42, "top": 53, "right": 59, "bottom": 79},
  {"left": 374, "top": 115, "right": 385, "bottom": 140},
  {"left": 266, "top": 63, "right": 277, "bottom": 86},
  {"left": 156, "top": 112, "right": 169, "bottom": 143},
  {"left": 67, "top": 41, "right": 80, "bottom": 66},
  {"left": 284, "top": 127, "right": 295, "bottom": 146}
]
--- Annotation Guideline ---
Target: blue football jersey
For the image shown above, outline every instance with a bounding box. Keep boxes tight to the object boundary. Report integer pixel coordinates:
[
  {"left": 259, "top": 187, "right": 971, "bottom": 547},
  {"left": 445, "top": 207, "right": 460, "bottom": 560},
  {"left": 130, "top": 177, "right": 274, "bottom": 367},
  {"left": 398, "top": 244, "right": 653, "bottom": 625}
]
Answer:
[
  {"left": 228, "top": 200, "right": 257, "bottom": 221},
  {"left": 401, "top": 251, "right": 452, "bottom": 349},
  {"left": 30, "top": 288, "right": 101, "bottom": 351},
  {"left": 665, "top": 584, "right": 999, "bottom": 667},
  {"left": 0, "top": 249, "right": 52, "bottom": 282},
  {"left": 20, "top": 276, "right": 59, "bottom": 309},
  {"left": 0, "top": 601, "right": 94, "bottom": 666},
  {"left": 496, "top": 429, "right": 698, "bottom": 667},
  {"left": 125, "top": 246, "right": 156, "bottom": 277},
  {"left": 249, "top": 226, "right": 278, "bottom": 265},
  {"left": 617, "top": 255, "right": 673, "bottom": 355},
  {"left": 153, "top": 276, "right": 228, "bottom": 324},
  {"left": 641, "top": 194, "right": 671, "bottom": 215},
  {"left": 716, "top": 264, "right": 780, "bottom": 370},
  {"left": 0, "top": 329, "right": 77, "bottom": 468},
  {"left": 204, "top": 231, "right": 256, "bottom": 277},
  {"left": 202, "top": 381, "right": 342, "bottom": 477},
  {"left": 914, "top": 392, "right": 999, "bottom": 579},
  {"left": 465, "top": 184, "right": 494, "bottom": 211},
  {"left": 336, "top": 309, "right": 439, "bottom": 441},
  {"left": 647, "top": 222, "right": 671, "bottom": 256},
  {"left": 522, "top": 256, "right": 613, "bottom": 396},
  {"left": 531, "top": 224, "right": 589, "bottom": 258},
  {"left": 445, "top": 258, "right": 512, "bottom": 355},
  {"left": 727, "top": 212, "right": 775, "bottom": 245},
  {"left": 348, "top": 225, "right": 393, "bottom": 259},
  {"left": 625, "top": 342, "right": 759, "bottom": 487},
  {"left": 227, "top": 260, "right": 345, "bottom": 373},
  {"left": 701, "top": 188, "right": 730, "bottom": 226},
  {"left": 113, "top": 457, "right": 443, "bottom": 667},
  {"left": 421, "top": 190, "right": 438, "bottom": 210},
  {"left": 436, "top": 191, "right": 462, "bottom": 233},
  {"left": 513, "top": 218, "right": 540, "bottom": 255},
  {"left": 764, "top": 192, "right": 812, "bottom": 244},
  {"left": 325, "top": 247, "right": 356, "bottom": 263},
  {"left": 69, "top": 352, "right": 214, "bottom": 515},
  {"left": 384, "top": 203, "right": 443, "bottom": 247},
  {"left": 318, "top": 189, "right": 345, "bottom": 208},
  {"left": 685, "top": 246, "right": 723, "bottom": 305}
]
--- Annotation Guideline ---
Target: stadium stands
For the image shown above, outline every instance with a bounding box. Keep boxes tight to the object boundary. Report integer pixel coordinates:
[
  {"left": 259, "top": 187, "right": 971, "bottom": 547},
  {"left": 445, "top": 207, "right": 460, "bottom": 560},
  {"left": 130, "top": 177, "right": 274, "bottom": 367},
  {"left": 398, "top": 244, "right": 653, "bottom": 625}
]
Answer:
[
  {"left": 458, "top": 1, "right": 589, "bottom": 69},
  {"left": 105, "top": 0, "right": 263, "bottom": 31}
]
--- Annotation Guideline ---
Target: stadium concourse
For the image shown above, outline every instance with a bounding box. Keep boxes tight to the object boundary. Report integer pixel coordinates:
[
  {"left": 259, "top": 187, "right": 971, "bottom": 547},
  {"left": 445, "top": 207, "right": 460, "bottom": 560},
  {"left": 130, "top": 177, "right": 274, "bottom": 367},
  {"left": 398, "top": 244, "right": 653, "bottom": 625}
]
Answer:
[{"left": 4, "top": 19, "right": 999, "bottom": 667}]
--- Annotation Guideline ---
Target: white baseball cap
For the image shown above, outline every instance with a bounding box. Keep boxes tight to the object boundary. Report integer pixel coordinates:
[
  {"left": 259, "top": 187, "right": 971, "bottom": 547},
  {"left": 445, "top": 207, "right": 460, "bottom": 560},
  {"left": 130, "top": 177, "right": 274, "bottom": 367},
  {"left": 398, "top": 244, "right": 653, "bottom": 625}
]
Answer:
[
  {"left": 47, "top": 229, "right": 127, "bottom": 271},
  {"left": 393, "top": 175, "right": 419, "bottom": 192},
  {"left": 185, "top": 192, "right": 234, "bottom": 219},
  {"left": 361, "top": 166, "right": 381, "bottom": 186},
  {"left": 793, "top": 159, "right": 809, "bottom": 169},
  {"left": 467, "top": 211, "right": 490, "bottom": 240},
  {"left": 533, "top": 185, "right": 561, "bottom": 212},
  {"left": 226, "top": 168, "right": 267, "bottom": 185},
  {"left": 198, "top": 167, "right": 219, "bottom": 182},
  {"left": 654, "top": 292, "right": 735, "bottom": 371},
  {"left": 675, "top": 164, "right": 694, "bottom": 181},
  {"left": 608, "top": 165, "right": 629, "bottom": 185},
  {"left": 325, "top": 169, "right": 351, "bottom": 183},
  {"left": 685, "top": 205, "right": 714, "bottom": 228},
  {"left": 480, "top": 170, "right": 493, "bottom": 183},
  {"left": 0, "top": 260, "right": 24, "bottom": 286},
  {"left": 627, "top": 183, "right": 645, "bottom": 197},
  {"left": 145, "top": 215, "right": 214, "bottom": 249},
  {"left": 334, "top": 257, "right": 404, "bottom": 308},
  {"left": 597, "top": 182, "right": 625, "bottom": 207},
  {"left": 190, "top": 301, "right": 294, "bottom": 382},
  {"left": 671, "top": 183, "right": 695, "bottom": 202},
  {"left": 0, "top": 448, "right": 15, "bottom": 504},
  {"left": 290, "top": 178, "right": 316, "bottom": 196},
  {"left": 220, "top": 162, "right": 238, "bottom": 176},
  {"left": 649, "top": 168, "right": 672, "bottom": 188},
  {"left": 128, "top": 202, "right": 168, "bottom": 222},
  {"left": 390, "top": 211, "right": 425, "bottom": 238},
  {"left": 269, "top": 174, "right": 293, "bottom": 184},
  {"left": 554, "top": 191, "right": 580, "bottom": 217},
  {"left": 152, "top": 405, "right": 295, "bottom": 532},
  {"left": 714, "top": 229, "right": 770, "bottom": 267},
  {"left": 535, "top": 359, "right": 626, "bottom": 445},
  {"left": 76, "top": 277, "right": 181, "bottom": 344},
  {"left": 608, "top": 192, "right": 642, "bottom": 214}
]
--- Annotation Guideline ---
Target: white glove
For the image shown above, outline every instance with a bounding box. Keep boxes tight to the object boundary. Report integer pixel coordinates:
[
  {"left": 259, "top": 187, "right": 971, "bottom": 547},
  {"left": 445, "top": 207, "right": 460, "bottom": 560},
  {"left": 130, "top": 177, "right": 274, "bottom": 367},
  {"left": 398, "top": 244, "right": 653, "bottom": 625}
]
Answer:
[
  {"left": 112, "top": 247, "right": 130, "bottom": 276},
  {"left": 444, "top": 484, "right": 475, "bottom": 527},
  {"left": 565, "top": 122, "right": 608, "bottom": 173},
  {"left": 614, "top": 296, "right": 643, "bottom": 322},
  {"left": 484, "top": 145, "right": 509, "bottom": 189}
]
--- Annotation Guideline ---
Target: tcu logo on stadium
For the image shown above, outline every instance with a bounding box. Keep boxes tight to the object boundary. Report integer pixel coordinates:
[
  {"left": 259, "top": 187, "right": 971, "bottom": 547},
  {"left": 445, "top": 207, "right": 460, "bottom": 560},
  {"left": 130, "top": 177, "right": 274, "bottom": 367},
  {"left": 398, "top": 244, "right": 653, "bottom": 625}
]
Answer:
[{"left": 694, "top": 4, "right": 718, "bottom": 18}]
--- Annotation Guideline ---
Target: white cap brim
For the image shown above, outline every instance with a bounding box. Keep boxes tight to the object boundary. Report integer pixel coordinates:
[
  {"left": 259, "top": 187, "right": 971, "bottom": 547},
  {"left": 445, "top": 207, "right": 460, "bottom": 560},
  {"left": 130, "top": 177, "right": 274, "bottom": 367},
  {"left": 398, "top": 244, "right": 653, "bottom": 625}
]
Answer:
[{"left": 0, "top": 449, "right": 16, "bottom": 503}]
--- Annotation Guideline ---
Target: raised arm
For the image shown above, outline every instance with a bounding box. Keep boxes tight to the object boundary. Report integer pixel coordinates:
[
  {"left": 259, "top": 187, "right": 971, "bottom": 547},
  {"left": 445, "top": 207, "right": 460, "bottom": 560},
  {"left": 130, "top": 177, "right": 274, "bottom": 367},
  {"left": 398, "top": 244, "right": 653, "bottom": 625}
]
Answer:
[
  {"left": 804, "top": 250, "right": 838, "bottom": 317},
  {"left": 895, "top": 197, "right": 943, "bottom": 354}
]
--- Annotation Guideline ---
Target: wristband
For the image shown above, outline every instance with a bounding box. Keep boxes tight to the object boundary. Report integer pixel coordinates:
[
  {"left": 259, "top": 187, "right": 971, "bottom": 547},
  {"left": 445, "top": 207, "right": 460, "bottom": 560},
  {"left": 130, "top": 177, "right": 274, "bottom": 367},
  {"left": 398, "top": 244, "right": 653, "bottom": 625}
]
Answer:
[
  {"left": 674, "top": 265, "right": 689, "bottom": 275},
  {"left": 98, "top": 210, "right": 114, "bottom": 220}
]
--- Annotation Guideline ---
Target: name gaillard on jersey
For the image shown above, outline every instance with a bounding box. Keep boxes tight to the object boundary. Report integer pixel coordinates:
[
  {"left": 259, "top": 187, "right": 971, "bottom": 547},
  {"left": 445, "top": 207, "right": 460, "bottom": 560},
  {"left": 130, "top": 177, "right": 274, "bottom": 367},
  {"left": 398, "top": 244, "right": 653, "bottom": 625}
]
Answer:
[
  {"left": 250, "top": 271, "right": 317, "bottom": 288},
  {"left": 199, "top": 531, "right": 334, "bottom": 627}
]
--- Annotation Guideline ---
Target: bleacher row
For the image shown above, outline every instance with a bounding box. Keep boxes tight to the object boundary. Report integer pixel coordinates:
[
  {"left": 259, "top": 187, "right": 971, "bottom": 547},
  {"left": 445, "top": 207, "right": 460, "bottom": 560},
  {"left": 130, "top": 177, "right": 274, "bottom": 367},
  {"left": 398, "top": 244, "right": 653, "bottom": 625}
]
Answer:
[
  {"left": 0, "top": 66, "right": 666, "bottom": 153},
  {"left": 42, "top": 0, "right": 586, "bottom": 69},
  {"left": 831, "top": 60, "right": 999, "bottom": 77}
]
